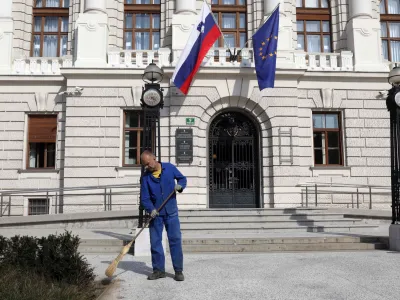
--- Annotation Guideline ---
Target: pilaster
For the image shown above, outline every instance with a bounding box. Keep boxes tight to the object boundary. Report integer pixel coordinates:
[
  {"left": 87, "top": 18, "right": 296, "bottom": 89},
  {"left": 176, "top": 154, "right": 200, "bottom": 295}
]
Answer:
[
  {"left": 0, "top": 0, "right": 13, "bottom": 74},
  {"left": 171, "top": 0, "right": 197, "bottom": 64},
  {"left": 346, "top": 0, "right": 388, "bottom": 72},
  {"left": 264, "top": 0, "right": 295, "bottom": 68},
  {"left": 74, "top": 0, "right": 109, "bottom": 68}
]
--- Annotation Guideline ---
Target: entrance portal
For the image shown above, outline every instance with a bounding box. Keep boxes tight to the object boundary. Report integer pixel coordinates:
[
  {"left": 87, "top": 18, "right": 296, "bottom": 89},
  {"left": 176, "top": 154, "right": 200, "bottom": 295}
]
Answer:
[{"left": 208, "top": 111, "right": 260, "bottom": 208}]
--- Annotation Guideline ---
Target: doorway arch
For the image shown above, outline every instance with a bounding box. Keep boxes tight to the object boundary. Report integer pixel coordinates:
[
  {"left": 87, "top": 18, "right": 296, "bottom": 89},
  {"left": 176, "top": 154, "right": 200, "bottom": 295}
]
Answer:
[{"left": 208, "top": 110, "right": 260, "bottom": 208}]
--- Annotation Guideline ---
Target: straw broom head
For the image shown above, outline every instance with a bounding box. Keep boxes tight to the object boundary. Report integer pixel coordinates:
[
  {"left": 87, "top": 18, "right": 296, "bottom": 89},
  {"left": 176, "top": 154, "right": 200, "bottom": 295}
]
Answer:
[{"left": 105, "top": 241, "right": 133, "bottom": 277}]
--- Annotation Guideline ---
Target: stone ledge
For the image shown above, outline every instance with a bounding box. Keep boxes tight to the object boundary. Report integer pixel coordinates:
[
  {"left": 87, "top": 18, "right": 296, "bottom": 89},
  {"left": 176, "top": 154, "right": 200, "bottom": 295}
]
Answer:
[
  {"left": 326, "top": 208, "right": 392, "bottom": 220},
  {"left": 0, "top": 209, "right": 139, "bottom": 227}
]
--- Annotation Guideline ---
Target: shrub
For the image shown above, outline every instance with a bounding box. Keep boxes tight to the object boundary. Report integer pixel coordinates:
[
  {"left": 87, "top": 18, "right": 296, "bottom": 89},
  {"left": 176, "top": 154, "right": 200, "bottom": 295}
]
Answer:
[
  {"left": 0, "top": 231, "right": 95, "bottom": 287},
  {"left": 0, "top": 264, "right": 99, "bottom": 300}
]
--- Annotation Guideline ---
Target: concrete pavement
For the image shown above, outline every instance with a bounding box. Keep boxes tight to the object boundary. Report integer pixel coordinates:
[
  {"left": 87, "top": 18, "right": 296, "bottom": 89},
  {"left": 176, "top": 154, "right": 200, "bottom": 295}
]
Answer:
[{"left": 88, "top": 251, "right": 400, "bottom": 300}]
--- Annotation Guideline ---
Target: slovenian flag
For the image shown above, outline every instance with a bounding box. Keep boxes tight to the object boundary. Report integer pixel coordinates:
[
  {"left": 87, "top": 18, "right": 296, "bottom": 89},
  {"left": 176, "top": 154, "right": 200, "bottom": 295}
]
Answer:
[{"left": 172, "top": 1, "right": 222, "bottom": 95}]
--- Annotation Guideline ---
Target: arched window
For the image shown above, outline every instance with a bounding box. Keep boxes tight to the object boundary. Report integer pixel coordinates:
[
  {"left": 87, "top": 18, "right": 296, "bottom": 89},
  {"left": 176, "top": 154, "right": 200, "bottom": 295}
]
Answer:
[
  {"left": 211, "top": 0, "right": 247, "bottom": 48},
  {"left": 296, "top": 0, "right": 332, "bottom": 53},
  {"left": 124, "top": 0, "right": 161, "bottom": 50},
  {"left": 31, "top": 0, "right": 69, "bottom": 57},
  {"left": 380, "top": 0, "right": 400, "bottom": 62}
]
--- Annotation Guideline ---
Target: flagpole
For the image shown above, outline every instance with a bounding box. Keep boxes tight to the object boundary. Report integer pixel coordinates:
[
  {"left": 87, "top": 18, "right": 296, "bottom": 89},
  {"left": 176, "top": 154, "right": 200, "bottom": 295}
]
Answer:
[
  {"left": 203, "top": 0, "right": 232, "bottom": 50},
  {"left": 237, "top": 3, "right": 280, "bottom": 53}
]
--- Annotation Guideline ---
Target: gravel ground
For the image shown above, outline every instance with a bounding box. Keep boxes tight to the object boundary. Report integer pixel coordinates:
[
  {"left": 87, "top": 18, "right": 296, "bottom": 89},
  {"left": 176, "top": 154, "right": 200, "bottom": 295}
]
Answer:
[{"left": 88, "top": 250, "right": 400, "bottom": 300}]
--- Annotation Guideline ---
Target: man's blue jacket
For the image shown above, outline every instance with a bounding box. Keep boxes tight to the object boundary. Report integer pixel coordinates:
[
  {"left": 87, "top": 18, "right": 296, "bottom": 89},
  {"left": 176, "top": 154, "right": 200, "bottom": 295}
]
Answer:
[{"left": 141, "top": 162, "right": 187, "bottom": 215}]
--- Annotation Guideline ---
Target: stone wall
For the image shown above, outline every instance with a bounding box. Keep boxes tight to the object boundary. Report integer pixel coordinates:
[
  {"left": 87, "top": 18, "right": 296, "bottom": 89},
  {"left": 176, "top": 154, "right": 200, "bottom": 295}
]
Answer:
[{"left": 0, "top": 83, "right": 65, "bottom": 216}]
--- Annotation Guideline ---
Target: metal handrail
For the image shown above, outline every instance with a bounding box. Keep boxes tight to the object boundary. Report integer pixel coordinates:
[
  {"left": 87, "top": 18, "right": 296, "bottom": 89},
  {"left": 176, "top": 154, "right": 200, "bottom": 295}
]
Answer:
[
  {"left": 296, "top": 182, "right": 391, "bottom": 209},
  {"left": 0, "top": 183, "right": 142, "bottom": 217},
  {"left": 0, "top": 183, "right": 140, "bottom": 196}
]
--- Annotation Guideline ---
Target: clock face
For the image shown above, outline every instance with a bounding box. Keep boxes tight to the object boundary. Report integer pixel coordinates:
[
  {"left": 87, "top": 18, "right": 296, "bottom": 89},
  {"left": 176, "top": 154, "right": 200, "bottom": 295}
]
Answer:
[
  {"left": 395, "top": 93, "right": 400, "bottom": 107},
  {"left": 143, "top": 89, "right": 161, "bottom": 107}
]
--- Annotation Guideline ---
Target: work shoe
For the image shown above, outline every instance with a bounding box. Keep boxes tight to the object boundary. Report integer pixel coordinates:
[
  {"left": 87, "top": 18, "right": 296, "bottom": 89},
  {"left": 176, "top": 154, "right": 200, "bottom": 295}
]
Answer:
[
  {"left": 147, "top": 270, "right": 166, "bottom": 280},
  {"left": 174, "top": 271, "right": 184, "bottom": 281}
]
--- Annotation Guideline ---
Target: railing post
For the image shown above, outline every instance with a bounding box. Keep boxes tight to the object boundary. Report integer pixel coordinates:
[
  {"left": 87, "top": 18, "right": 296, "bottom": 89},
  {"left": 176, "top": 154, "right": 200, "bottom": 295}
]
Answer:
[
  {"left": 104, "top": 188, "right": 107, "bottom": 211},
  {"left": 369, "top": 187, "right": 372, "bottom": 209},
  {"left": 55, "top": 192, "right": 58, "bottom": 214},
  {"left": 46, "top": 191, "right": 49, "bottom": 214},
  {"left": 109, "top": 189, "right": 112, "bottom": 211},
  {"left": 315, "top": 184, "right": 318, "bottom": 207},
  {"left": 306, "top": 186, "right": 308, "bottom": 207},
  {"left": 0, "top": 194, "right": 2, "bottom": 217},
  {"left": 356, "top": 188, "right": 359, "bottom": 209},
  {"left": 8, "top": 196, "right": 11, "bottom": 216}
]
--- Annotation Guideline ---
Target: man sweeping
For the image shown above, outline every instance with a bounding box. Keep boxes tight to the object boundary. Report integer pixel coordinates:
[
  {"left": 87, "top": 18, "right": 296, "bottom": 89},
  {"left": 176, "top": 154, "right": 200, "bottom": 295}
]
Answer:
[{"left": 140, "top": 150, "right": 187, "bottom": 281}]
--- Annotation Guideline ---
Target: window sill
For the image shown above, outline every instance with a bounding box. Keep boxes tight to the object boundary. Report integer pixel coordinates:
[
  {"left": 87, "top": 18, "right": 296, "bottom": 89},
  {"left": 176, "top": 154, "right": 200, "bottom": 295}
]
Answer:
[
  {"left": 18, "top": 169, "right": 60, "bottom": 179},
  {"left": 115, "top": 167, "right": 142, "bottom": 179},
  {"left": 310, "top": 166, "right": 351, "bottom": 177}
]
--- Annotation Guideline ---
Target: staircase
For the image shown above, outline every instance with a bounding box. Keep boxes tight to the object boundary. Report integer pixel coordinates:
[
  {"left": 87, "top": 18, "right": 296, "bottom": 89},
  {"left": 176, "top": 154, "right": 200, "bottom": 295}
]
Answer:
[
  {"left": 71, "top": 208, "right": 389, "bottom": 254},
  {"left": 175, "top": 208, "right": 389, "bottom": 253}
]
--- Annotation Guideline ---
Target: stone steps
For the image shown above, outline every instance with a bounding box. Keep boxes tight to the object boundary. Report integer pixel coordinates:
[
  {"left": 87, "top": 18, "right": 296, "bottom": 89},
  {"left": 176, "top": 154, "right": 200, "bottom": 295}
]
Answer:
[
  {"left": 179, "top": 213, "right": 346, "bottom": 222},
  {"left": 71, "top": 208, "right": 389, "bottom": 254},
  {"left": 178, "top": 208, "right": 328, "bottom": 216},
  {"left": 181, "top": 236, "right": 388, "bottom": 252},
  {"left": 180, "top": 219, "right": 363, "bottom": 228}
]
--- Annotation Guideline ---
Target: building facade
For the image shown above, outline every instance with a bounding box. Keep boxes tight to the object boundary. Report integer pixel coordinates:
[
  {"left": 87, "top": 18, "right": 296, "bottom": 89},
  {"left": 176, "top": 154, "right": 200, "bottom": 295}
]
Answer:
[{"left": 0, "top": 0, "right": 397, "bottom": 215}]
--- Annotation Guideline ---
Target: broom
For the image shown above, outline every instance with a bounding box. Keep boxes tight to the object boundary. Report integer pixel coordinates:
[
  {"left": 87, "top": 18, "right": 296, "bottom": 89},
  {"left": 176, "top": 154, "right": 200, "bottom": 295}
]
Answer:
[{"left": 105, "top": 189, "right": 176, "bottom": 277}]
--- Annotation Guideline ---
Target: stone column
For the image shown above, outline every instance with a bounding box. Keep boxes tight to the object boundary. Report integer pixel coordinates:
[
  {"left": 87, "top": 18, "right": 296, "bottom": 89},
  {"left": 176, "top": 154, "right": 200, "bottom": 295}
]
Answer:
[
  {"left": 74, "top": 0, "right": 109, "bottom": 67},
  {"left": 0, "top": 0, "right": 13, "bottom": 74},
  {"left": 348, "top": 0, "right": 373, "bottom": 19},
  {"left": 176, "top": 0, "right": 196, "bottom": 15},
  {"left": 264, "top": 0, "right": 294, "bottom": 68},
  {"left": 172, "top": 0, "right": 197, "bottom": 64},
  {"left": 346, "top": 0, "right": 387, "bottom": 71}
]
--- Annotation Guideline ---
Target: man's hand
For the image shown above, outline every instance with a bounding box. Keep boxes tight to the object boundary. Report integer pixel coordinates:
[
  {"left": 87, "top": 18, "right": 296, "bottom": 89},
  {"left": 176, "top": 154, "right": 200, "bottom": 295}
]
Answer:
[
  {"left": 150, "top": 209, "right": 159, "bottom": 218},
  {"left": 175, "top": 184, "right": 183, "bottom": 193}
]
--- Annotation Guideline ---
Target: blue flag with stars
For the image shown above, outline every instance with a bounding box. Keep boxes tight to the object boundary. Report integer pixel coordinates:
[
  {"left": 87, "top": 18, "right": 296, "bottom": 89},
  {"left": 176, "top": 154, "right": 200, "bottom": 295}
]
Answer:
[{"left": 252, "top": 5, "right": 280, "bottom": 90}]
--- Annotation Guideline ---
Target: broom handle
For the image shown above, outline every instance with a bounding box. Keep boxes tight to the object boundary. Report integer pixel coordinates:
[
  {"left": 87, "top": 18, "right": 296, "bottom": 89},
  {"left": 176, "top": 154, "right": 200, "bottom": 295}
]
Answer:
[{"left": 129, "top": 189, "right": 176, "bottom": 246}]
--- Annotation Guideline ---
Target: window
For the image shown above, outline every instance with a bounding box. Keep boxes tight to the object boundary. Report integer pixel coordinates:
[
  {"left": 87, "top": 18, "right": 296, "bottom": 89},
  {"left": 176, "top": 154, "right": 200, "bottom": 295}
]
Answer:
[
  {"left": 211, "top": 0, "right": 247, "bottom": 48},
  {"left": 312, "top": 113, "right": 342, "bottom": 166},
  {"left": 28, "top": 199, "right": 50, "bottom": 215},
  {"left": 124, "top": 110, "right": 155, "bottom": 166},
  {"left": 380, "top": 0, "right": 400, "bottom": 61},
  {"left": 296, "top": 0, "right": 331, "bottom": 52},
  {"left": 27, "top": 115, "right": 57, "bottom": 169},
  {"left": 32, "top": 0, "right": 69, "bottom": 57},
  {"left": 124, "top": 0, "right": 161, "bottom": 50}
]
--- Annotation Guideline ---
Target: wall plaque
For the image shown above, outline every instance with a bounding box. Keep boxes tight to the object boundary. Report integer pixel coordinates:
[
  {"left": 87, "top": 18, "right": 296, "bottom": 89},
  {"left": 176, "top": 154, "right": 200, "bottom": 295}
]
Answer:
[{"left": 176, "top": 128, "right": 193, "bottom": 163}]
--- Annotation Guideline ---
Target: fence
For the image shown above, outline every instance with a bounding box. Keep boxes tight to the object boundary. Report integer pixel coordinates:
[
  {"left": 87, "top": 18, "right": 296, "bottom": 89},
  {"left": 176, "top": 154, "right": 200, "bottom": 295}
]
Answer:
[{"left": 0, "top": 184, "right": 141, "bottom": 217}]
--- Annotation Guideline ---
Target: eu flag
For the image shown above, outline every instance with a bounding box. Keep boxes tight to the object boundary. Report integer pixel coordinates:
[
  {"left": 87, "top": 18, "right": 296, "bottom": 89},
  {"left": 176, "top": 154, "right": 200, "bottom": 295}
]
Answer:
[{"left": 252, "top": 5, "right": 280, "bottom": 90}]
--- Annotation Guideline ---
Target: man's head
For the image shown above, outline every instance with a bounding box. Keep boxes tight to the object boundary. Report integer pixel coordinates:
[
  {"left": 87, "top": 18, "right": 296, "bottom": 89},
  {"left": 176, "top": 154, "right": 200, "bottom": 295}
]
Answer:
[{"left": 141, "top": 150, "right": 159, "bottom": 172}]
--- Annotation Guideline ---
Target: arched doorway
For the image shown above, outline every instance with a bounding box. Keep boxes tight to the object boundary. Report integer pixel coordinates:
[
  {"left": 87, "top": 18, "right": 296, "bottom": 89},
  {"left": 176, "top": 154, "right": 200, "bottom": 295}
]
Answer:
[{"left": 208, "top": 111, "right": 260, "bottom": 208}]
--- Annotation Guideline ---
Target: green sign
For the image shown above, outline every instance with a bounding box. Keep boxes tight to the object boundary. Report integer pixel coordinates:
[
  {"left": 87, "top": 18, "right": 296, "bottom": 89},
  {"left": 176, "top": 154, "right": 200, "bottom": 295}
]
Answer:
[{"left": 186, "top": 117, "right": 195, "bottom": 126}]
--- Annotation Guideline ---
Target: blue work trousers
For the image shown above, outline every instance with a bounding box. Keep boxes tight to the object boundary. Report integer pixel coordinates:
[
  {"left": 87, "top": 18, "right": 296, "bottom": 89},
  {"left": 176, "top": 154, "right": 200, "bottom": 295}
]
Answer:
[{"left": 149, "top": 212, "right": 183, "bottom": 272}]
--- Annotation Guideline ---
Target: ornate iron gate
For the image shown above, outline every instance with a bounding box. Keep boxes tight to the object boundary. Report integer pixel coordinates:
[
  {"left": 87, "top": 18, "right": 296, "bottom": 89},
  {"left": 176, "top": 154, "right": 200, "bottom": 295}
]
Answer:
[{"left": 209, "top": 112, "right": 259, "bottom": 208}]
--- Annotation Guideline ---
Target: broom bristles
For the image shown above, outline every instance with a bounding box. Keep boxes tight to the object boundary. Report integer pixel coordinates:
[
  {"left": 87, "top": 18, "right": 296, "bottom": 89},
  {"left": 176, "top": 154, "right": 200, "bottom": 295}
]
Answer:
[{"left": 105, "top": 242, "right": 133, "bottom": 277}]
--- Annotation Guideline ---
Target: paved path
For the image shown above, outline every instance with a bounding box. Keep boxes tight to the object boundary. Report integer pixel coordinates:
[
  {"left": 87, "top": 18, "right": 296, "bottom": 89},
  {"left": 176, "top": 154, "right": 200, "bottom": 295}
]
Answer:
[{"left": 88, "top": 251, "right": 400, "bottom": 300}]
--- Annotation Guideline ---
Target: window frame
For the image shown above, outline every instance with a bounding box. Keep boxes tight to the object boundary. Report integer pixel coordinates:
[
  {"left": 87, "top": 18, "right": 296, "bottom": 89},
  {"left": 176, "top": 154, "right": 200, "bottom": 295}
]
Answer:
[
  {"left": 31, "top": 0, "right": 69, "bottom": 57},
  {"left": 296, "top": 0, "right": 332, "bottom": 53},
  {"left": 124, "top": 0, "right": 161, "bottom": 50},
  {"left": 211, "top": 0, "right": 247, "bottom": 48},
  {"left": 380, "top": 0, "right": 400, "bottom": 61},
  {"left": 312, "top": 112, "right": 343, "bottom": 166},
  {"left": 28, "top": 198, "right": 50, "bottom": 216},
  {"left": 123, "top": 110, "right": 156, "bottom": 167},
  {"left": 26, "top": 114, "right": 58, "bottom": 170}
]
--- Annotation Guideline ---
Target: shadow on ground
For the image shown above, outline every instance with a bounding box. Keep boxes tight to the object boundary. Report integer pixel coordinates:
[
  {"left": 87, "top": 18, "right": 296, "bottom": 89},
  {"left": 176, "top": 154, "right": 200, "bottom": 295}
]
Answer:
[{"left": 101, "top": 259, "right": 175, "bottom": 279}]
